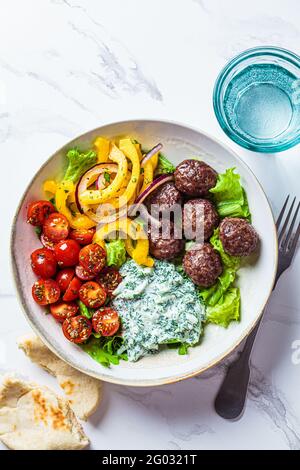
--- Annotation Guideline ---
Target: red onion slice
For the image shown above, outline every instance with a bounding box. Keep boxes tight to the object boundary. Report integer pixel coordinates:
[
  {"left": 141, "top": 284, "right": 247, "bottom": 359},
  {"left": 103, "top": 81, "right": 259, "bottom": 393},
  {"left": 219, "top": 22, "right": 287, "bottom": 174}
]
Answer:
[
  {"left": 140, "top": 143, "right": 163, "bottom": 166},
  {"left": 128, "top": 174, "right": 174, "bottom": 218}
]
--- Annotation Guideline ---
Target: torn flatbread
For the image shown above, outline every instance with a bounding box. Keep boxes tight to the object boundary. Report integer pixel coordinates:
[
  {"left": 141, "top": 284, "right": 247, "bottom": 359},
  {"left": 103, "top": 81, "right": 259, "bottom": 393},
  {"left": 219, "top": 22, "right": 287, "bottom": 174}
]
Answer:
[
  {"left": 18, "top": 334, "right": 103, "bottom": 421},
  {"left": 0, "top": 375, "right": 89, "bottom": 450}
]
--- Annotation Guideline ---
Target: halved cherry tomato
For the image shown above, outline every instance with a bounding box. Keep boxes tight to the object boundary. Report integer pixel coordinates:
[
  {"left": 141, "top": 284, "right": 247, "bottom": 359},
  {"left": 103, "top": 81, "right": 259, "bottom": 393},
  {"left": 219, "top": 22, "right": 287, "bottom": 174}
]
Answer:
[
  {"left": 70, "top": 228, "right": 96, "bottom": 245},
  {"left": 62, "top": 315, "right": 92, "bottom": 344},
  {"left": 50, "top": 301, "right": 79, "bottom": 322},
  {"left": 79, "top": 244, "right": 106, "bottom": 275},
  {"left": 92, "top": 307, "right": 120, "bottom": 337},
  {"left": 97, "top": 267, "right": 122, "bottom": 297},
  {"left": 75, "top": 265, "right": 95, "bottom": 281},
  {"left": 32, "top": 279, "right": 60, "bottom": 305},
  {"left": 43, "top": 212, "right": 69, "bottom": 242},
  {"left": 54, "top": 239, "right": 80, "bottom": 267},
  {"left": 56, "top": 268, "right": 75, "bottom": 292},
  {"left": 79, "top": 281, "right": 107, "bottom": 308},
  {"left": 27, "top": 200, "right": 55, "bottom": 226},
  {"left": 41, "top": 233, "right": 56, "bottom": 251},
  {"left": 31, "top": 248, "right": 57, "bottom": 279},
  {"left": 63, "top": 276, "right": 82, "bottom": 302}
]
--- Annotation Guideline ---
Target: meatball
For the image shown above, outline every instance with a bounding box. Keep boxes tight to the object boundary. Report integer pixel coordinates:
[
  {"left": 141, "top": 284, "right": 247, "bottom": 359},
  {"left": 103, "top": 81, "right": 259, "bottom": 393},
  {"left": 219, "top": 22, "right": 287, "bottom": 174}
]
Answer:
[
  {"left": 145, "top": 182, "right": 182, "bottom": 213},
  {"left": 219, "top": 217, "right": 259, "bottom": 257},
  {"left": 149, "top": 222, "right": 184, "bottom": 260},
  {"left": 183, "top": 243, "right": 223, "bottom": 287},
  {"left": 183, "top": 199, "right": 219, "bottom": 241},
  {"left": 174, "top": 160, "right": 218, "bottom": 197}
]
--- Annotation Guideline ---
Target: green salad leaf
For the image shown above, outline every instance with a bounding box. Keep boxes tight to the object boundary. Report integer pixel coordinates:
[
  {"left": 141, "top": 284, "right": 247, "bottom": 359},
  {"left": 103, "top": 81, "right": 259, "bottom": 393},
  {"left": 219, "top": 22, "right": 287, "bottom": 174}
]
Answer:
[
  {"left": 63, "top": 148, "right": 97, "bottom": 183},
  {"left": 206, "top": 287, "right": 240, "bottom": 328},
  {"left": 155, "top": 153, "right": 176, "bottom": 175},
  {"left": 210, "top": 168, "right": 250, "bottom": 219},
  {"left": 199, "top": 229, "right": 241, "bottom": 327},
  {"left": 81, "top": 336, "right": 127, "bottom": 368},
  {"left": 77, "top": 300, "right": 93, "bottom": 319},
  {"left": 34, "top": 226, "right": 42, "bottom": 238},
  {"left": 199, "top": 267, "right": 236, "bottom": 306},
  {"left": 105, "top": 239, "right": 127, "bottom": 268},
  {"left": 49, "top": 197, "right": 58, "bottom": 211},
  {"left": 163, "top": 339, "right": 190, "bottom": 355},
  {"left": 210, "top": 228, "right": 240, "bottom": 270}
]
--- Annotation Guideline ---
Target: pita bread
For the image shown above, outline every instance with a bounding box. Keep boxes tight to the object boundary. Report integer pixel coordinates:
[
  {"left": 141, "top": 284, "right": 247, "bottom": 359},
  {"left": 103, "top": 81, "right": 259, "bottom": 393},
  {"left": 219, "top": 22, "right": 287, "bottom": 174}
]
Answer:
[
  {"left": 0, "top": 375, "right": 89, "bottom": 450},
  {"left": 18, "top": 334, "right": 103, "bottom": 420}
]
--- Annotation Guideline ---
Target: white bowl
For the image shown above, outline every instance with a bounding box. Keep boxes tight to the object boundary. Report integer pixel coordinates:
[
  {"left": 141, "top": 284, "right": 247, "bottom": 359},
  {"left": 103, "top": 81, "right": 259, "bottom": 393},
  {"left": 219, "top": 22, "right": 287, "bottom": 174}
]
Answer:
[{"left": 11, "top": 120, "right": 278, "bottom": 386}]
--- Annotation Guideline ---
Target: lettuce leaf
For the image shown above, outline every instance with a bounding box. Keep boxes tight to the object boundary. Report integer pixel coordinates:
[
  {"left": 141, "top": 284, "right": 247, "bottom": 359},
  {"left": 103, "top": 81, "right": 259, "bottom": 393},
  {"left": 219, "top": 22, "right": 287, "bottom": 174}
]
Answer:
[
  {"left": 155, "top": 153, "right": 176, "bottom": 175},
  {"left": 81, "top": 336, "right": 127, "bottom": 368},
  {"left": 163, "top": 338, "right": 190, "bottom": 355},
  {"left": 199, "top": 229, "right": 240, "bottom": 326},
  {"left": 199, "top": 267, "right": 236, "bottom": 306},
  {"left": 210, "top": 228, "right": 240, "bottom": 270},
  {"left": 105, "top": 239, "right": 127, "bottom": 268},
  {"left": 210, "top": 168, "right": 250, "bottom": 219},
  {"left": 206, "top": 287, "right": 240, "bottom": 328},
  {"left": 77, "top": 300, "right": 93, "bottom": 319},
  {"left": 63, "top": 148, "right": 97, "bottom": 183}
]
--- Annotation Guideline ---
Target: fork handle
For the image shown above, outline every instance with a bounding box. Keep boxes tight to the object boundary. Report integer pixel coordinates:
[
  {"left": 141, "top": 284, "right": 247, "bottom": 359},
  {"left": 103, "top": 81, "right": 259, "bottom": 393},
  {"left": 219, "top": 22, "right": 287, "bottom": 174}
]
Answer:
[{"left": 214, "top": 319, "right": 261, "bottom": 419}]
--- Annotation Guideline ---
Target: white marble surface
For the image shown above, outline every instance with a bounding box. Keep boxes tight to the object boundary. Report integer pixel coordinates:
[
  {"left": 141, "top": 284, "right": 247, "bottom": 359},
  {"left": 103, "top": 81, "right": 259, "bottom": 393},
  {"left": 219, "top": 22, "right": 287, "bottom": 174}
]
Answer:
[{"left": 0, "top": 0, "right": 300, "bottom": 450}]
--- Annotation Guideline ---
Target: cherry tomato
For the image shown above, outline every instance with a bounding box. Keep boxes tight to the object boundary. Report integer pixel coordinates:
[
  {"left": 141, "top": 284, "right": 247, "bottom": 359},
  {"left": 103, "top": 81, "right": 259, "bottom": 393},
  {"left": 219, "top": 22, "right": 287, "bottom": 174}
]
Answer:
[
  {"left": 70, "top": 228, "right": 96, "bottom": 245},
  {"left": 62, "top": 315, "right": 92, "bottom": 344},
  {"left": 54, "top": 239, "right": 80, "bottom": 267},
  {"left": 27, "top": 200, "right": 55, "bottom": 226},
  {"left": 75, "top": 265, "right": 95, "bottom": 281},
  {"left": 31, "top": 248, "right": 57, "bottom": 279},
  {"left": 79, "top": 281, "right": 107, "bottom": 308},
  {"left": 79, "top": 244, "right": 106, "bottom": 275},
  {"left": 32, "top": 279, "right": 60, "bottom": 305},
  {"left": 63, "top": 276, "right": 82, "bottom": 302},
  {"left": 50, "top": 301, "right": 79, "bottom": 322},
  {"left": 43, "top": 213, "right": 69, "bottom": 242},
  {"left": 41, "top": 233, "right": 56, "bottom": 251},
  {"left": 56, "top": 268, "right": 75, "bottom": 292},
  {"left": 92, "top": 308, "right": 120, "bottom": 337},
  {"left": 97, "top": 267, "right": 122, "bottom": 297}
]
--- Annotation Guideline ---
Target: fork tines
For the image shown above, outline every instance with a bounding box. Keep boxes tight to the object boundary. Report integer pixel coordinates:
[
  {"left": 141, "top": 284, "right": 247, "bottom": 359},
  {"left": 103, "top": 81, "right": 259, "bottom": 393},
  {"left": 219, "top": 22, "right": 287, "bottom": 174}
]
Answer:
[{"left": 277, "top": 195, "right": 300, "bottom": 253}]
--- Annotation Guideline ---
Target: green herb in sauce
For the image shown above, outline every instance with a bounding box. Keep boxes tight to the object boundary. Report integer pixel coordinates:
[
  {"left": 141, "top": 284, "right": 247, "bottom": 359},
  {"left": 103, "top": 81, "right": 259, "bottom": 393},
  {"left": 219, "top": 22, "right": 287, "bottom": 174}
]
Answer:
[{"left": 112, "top": 260, "right": 205, "bottom": 362}]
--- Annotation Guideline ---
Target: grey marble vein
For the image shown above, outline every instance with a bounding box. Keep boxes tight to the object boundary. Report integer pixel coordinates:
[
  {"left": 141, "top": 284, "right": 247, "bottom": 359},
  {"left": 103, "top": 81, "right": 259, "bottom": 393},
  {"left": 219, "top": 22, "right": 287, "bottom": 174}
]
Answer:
[
  {"left": 167, "top": 440, "right": 182, "bottom": 450},
  {"left": 50, "top": 0, "right": 162, "bottom": 100},
  {"left": 27, "top": 71, "right": 92, "bottom": 113},
  {"left": 171, "top": 423, "right": 215, "bottom": 442},
  {"left": 248, "top": 365, "right": 300, "bottom": 450},
  {"left": 68, "top": 22, "right": 162, "bottom": 101},
  {"left": 0, "top": 58, "right": 92, "bottom": 114}
]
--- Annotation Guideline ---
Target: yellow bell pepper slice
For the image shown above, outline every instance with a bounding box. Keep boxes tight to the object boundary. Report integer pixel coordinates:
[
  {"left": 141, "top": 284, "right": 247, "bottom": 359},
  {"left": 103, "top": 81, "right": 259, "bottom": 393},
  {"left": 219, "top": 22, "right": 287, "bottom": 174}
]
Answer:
[
  {"left": 55, "top": 181, "right": 96, "bottom": 229},
  {"left": 124, "top": 238, "right": 154, "bottom": 267},
  {"left": 117, "top": 138, "right": 140, "bottom": 205},
  {"left": 134, "top": 142, "right": 143, "bottom": 160},
  {"left": 139, "top": 150, "right": 159, "bottom": 193},
  {"left": 79, "top": 145, "right": 128, "bottom": 205},
  {"left": 94, "top": 137, "right": 110, "bottom": 163},
  {"left": 151, "top": 153, "right": 159, "bottom": 172},
  {"left": 140, "top": 160, "right": 153, "bottom": 193},
  {"left": 93, "top": 217, "right": 132, "bottom": 242},
  {"left": 43, "top": 180, "right": 57, "bottom": 195},
  {"left": 94, "top": 216, "right": 153, "bottom": 266}
]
